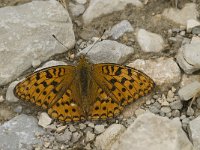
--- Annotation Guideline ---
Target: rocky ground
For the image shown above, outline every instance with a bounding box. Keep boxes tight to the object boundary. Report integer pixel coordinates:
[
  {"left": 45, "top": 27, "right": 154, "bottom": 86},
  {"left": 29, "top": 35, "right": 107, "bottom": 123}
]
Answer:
[{"left": 0, "top": 0, "right": 200, "bottom": 150}]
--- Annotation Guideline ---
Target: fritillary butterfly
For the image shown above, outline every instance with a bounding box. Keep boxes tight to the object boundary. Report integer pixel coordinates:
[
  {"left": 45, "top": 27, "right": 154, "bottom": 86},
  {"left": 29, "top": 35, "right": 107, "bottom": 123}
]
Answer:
[{"left": 14, "top": 55, "right": 155, "bottom": 122}]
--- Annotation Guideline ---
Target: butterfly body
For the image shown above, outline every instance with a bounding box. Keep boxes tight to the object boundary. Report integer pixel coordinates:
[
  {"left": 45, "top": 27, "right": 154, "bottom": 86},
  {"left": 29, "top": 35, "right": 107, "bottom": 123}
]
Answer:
[{"left": 14, "top": 55, "right": 155, "bottom": 122}]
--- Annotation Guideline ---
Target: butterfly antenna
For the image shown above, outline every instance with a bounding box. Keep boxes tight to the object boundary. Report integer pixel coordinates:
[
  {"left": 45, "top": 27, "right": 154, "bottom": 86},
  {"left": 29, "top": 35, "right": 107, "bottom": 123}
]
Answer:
[
  {"left": 52, "top": 34, "right": 69, "bottom": 50},
  {"left": 85, "top": 29, "right": 106, "bottom": 55}
]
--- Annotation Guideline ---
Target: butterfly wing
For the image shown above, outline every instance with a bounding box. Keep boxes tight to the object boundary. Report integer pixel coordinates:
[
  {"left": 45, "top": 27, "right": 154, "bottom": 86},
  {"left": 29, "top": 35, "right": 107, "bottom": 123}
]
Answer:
[
  {"left": 88, "top": 63, "right": 154, "bottom": 120},
  {"left": 14, "top": 65, "right": 85, "bottom": 122}
]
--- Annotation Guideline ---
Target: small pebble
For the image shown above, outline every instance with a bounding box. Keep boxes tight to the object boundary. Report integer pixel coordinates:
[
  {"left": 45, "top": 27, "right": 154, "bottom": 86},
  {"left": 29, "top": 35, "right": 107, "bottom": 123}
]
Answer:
[
  {"left": 71, "top": 132, "right": 82, "bottom": 143},
  {"left": 170, "top": 100, "right": 183, "bottom": 110},
  {"left": 166, "top": 112, "right": 172, "bottom": 118},
  {"left": 69, "top": 124, "right": 76, "bottom": 132},
  {"left": 56, "top": 125, "right": 67, "bottom": 133},
  {"left": 94, "top": 125, "right": 105, "bottom": 134},
  {"left": 149, "top": 106, "right": 160, "bottom": 114},
  {"left": 171, "top": 110, "right": 181, "bottom": 117},
  {"left": 79, "top": 123, "right": 87, "bottom": 130},
  {"left": 85, "top": 131, "right": 95, "bottom": 142},
  {"left": 153, "top": 95, "right": 159, "bottom": 99},
  {"left": 161, "top": 107, "right": 171, "bottom": 113},
  {"left": 180, "top": 115, "right": 186, "bottom": 120},
  {"left": 38, "top": 112, "right": 52, "bottom": 128},
  {"left": 87, "top": 122, "right": 95, "bottom": 128},
  {"left": 182, "top": 118, "right": 190, "bottom": 124},
  {"left": 146, "top": 100, "right": 151, "bottom": 105},
  {"left": 13, "top": 105, "right": 23, "bottom": 113},
  {"left": 0, "top": 95, "right": 5, "bottom": 103},
  {"left": 55, "top": 129, "right": 72, "bottom": 144},
  {"left": 187, "top": 107, "right": 195, "bottom": 116}
]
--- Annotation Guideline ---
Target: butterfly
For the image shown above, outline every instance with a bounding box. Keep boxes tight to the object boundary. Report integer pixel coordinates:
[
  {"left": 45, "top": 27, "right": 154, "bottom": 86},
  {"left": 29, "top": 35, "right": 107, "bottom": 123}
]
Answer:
[{"left": 14, "top": 55, "right": 155, "bottom": 122}]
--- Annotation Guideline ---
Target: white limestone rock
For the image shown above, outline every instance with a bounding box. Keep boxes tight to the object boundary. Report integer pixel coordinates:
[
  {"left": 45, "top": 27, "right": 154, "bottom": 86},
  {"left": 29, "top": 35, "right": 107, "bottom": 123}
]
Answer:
[
  {"left": 162, "top": 3, "right": 199, "bottom": 25},
  {"left": 0, "top": 0, "right": 75, "bottom": 86},
  {"left": 83, "top": 0, "right": 143, "bottom": 24},
  {"left": 128, "top": 57, "right": 181, "bottom": 85},
  {"left": 95, "top": 124, "right": 126, "bottom": 150},
  {"left": 111, "top": 112, "right": 193, "bottom": 150},
  {"left": 137, "top": 29, "right": 165, "bottom": 52}
]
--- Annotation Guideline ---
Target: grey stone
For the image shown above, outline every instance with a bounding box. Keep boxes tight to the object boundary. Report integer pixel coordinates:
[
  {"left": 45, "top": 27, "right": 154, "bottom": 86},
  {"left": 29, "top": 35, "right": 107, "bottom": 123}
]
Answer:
[
  {"left": 171, "top": 110, "right": 181, "bottom": 117},
  {"left": 170, "top": 100, "right": 183, "bottom": 110},
  {"left": 94, "top": 125, "right": 105, "bottom": 134},
  {"left": 69, "top": 2, "right": 85, "bottom": 17},
  {"left": 196, "top": 97, "right": 200, "bottom": 109},
  {"left": 55, "top": 129, "right": 72, "bottom": 144},
  {"left": 162, "top": 3, "right": 198, "bottom": 25},
  {"left": 189, "top": 116, "right": 200, "bottom": 150},
  {"left": 95, "top": 124, "right": 125, "bottom": 150},
  {"left": 79, "top": 40, "right": 134, "bottom": 64},
  {"left": 137, "top": 29, "right": 164, "bottom": 52},
  {"left": 79, "top": 123, "right": 87, "bottom": 130},
  {"left": 192, "top": 25, "right": 200, "bottom": 35},
  {"left": 111, "top": 112, "right": 193, "bottom": 150},
  {"left": 83, "top": 0, "right": 143, "bottom": 24},
  {"left": 69, "top": 124, "right": 76, "bottom": 132},
  {"left": 110, "top": 20, "right": 134, "bottom": 39},
  {"left": 148, "top": 106, "right": 160, "bottom": 114},
  {"left": 13, "top": 105, "right": 23, "bottom": 113},
  {"left": 187, "top": 19, "right": 200, "bottom": 32},
  {"left": 85, "top": 131, "right": 95, "bottom": 142},
  {"left": 161, "top": 107, "right": 171, "bottom": 113},
  {"left": 0, "top": 95, "right": 5, "bottom": 103},
  {"left": 187, "top": 107, "right": 194, "bottom": 116},
  {"left": 176, "top": 42, "right": 200, "bottom": 74},
  {"left": 0, "top": 0, "right": 75, "bottom": 86},
  {"left": 75, "top": 0, "right": 87, "bottom": 4},
  {"left": 128, "top": 57, "right": 181, "bottom": 85},
  {"left": 71, "top": 132, "right": 82, "bottom": 143},
  {"left": 178, "top": 81, "right": 200, "bottom": 101},
  {"left": 0, "top": 114, "right": 44, "bottom": 150}
]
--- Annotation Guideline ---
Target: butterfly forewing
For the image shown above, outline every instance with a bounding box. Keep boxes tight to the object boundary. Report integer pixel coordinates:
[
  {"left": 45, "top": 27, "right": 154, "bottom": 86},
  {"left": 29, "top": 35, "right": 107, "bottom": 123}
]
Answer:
[
  {"left": 91, "top": 64, "right": 155, "bottom": 108},
  {"left": 14, "top": 65, "right": 85, "bottom": 122}
]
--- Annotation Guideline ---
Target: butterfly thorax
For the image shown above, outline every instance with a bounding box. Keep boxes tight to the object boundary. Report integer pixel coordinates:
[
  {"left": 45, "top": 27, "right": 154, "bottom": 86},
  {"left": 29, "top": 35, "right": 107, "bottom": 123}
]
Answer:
[{"left": 75, "top": 55, "right": 94, "bottom": 114}]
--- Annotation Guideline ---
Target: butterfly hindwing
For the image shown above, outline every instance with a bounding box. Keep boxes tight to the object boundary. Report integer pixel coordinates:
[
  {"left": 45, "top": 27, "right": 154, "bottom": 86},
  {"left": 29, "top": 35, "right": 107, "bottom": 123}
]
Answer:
[{"left": 91, "top": 64, "right": 155, "bottom": 108}]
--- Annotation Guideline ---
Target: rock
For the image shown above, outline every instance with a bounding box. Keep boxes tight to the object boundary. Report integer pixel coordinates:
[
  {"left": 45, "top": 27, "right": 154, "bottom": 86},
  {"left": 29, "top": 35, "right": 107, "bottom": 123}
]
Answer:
[
  {"left": 135, "top": 108, "right": 146, "bottom": 117},
  {"left": 55, "top": 129, "right": 72, "bottom": 144},
  {"left": 128, "top": 57, "right": 181, "bottom": 85},
  {"left": 56, "top": 125, "right": 67, "bottom": 133},
  {"left": 85, "top": 131, "right": 95, "bottom": 142},
  {"left": 191, "top": 36, "right": 200, "bottom": 44},
  {"left": 79, "top": 123, "right": 87, "bottom": 130},
  {"left": 180, "top": 74, "right": 200, "bottom": 88},
  {"left": 170, "top": 100, "right": 183, "bottom": 110},
  {"left": 36, "top": 60, "right": 67, "bottom": 71},
  {"left": 196, "top": 97, "right": 200, "bottom": 109},
  {"left": 110, "top": 20, "right": 134, "bottom": 39},
  {"left": 171, "top": 110, "right": 181, "bottom": 117},
  {"left": 95, "top": 124, "right": 125, "bottom": 150},
  {"left": 162, "top": 3, "right": 198, "bottom": 25},
  {"left": 161, "top": 107, "right": 171, "bottom": 114},
  {"left": 0, "top": 108, "right": 14, "bottom": 121},
  {"left": 94, "top": 125, "right": 105, "bottom": 134},
  {"left": 87, "top": 122, "right": 95, "bottom": 128},
  {"left": 137, "top": 29, "right": 164, "bottom": 52},
  {"left": 83, "top": 0, "right": 143, "bottom": 24},
  {"left": 79, "top": 40, "right": 134, "bottom": 64},
  {"left": 176, "top": 42, "right": 200, "bottom": 74},
  {"left": 75, "top": 0, "right": 87, "bottom": 4},
  {"left": 178, "top": 81, "right": 200, "bottom": 101},
  {"left": 148, "top": 106, "right": 160, "bottom": 114},
  {"left": 0, "top": 95, "right": 5, "bottom": 103},
  {"left": 182, "top": 118, "right": 190, "bottom": 125},
  {"left": 0, "top": 114, "right": 44, "bottom": 150},
  {"left": 38, "top": 112, "right": 52, "bottom": 128},
  {"left": 111, "top": 112, "right": 193, "bottom": 150},
  {"left": 187, "top": 19, "right": 200, "bottom": 32},
  {"left": 187, "top": 107, "right": 194, "bottom": 116},
  {"left": 71, "top": 132, "right": 82, "bottom": 143},
  {"left": 32, "top": 59, "right": 41, "bottom": 68},
  {"left": 13, "top": 105, "right": 23, "bottom": 113},
  {"left": 6, "top": 81, "right": 20, "bottom": 102},
  {"left": 0, "top": 1, "right": 75, "bottom": 86},
  {"left": 189, "top": 116, "right": 200, "bottom": 150},
  {"left": 192, "top": 25, "right": 200, "bottom": 35},
  {"left": 69, "top": 2, "right": 85, "bottom": 17},
  {"left": 69, "top": 124, "right": 76, "bottom": 132}
]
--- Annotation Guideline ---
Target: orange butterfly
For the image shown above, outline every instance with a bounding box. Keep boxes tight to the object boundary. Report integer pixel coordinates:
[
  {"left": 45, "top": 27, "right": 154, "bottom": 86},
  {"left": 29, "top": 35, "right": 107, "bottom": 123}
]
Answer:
[{"left": 14, "top": 55, "right": 154, "bottom": 122}]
